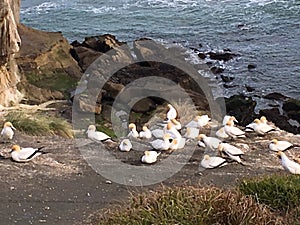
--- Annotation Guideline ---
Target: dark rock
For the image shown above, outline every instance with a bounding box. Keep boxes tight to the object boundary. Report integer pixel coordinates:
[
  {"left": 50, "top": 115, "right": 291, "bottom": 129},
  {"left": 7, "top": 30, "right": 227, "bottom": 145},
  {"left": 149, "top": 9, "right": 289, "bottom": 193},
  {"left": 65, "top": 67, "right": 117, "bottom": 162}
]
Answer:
[
  {"left": 263, "top": 92, "right": 288, "bottom": 101},
  {"left": 259, "top": 108, "right": 299, "bottom": 134},
  {"left": 132, "top": 98, "right": 156, "bottom": 113},
  {"left": 210, "top": 66, "right": 224, "bottom": 74},
  {"left": 207, "top": 50, "right": 238, "bottom": 61},
  {"left": 225, "top": 94, "right": 257, "bottom": 126},
  {"left": 283, "top": 98, "right": 300, "bottom": 123},
  {"left": 245, "top": 85, "right": 255, "bottom": 92},
  {"left": 220, "top": 74, "right": 234, "bottom": 82},
  {"left": 223, "top": 84, "right": 238, "bottom": 89},
  {"left": 198, "top": 52, "right": 206, "bottom": 59},
  {"left": 247, "top": 64, "right": 256, "bottom": 70}
]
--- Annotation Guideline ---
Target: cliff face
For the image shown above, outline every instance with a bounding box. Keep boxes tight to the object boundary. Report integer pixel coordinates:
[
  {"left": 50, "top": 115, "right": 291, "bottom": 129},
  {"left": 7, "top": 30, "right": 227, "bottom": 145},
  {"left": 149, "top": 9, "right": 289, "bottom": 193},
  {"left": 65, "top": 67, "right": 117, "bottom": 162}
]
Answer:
[{"left": 0, "top": 0, "right": 22, "bottom": 106}]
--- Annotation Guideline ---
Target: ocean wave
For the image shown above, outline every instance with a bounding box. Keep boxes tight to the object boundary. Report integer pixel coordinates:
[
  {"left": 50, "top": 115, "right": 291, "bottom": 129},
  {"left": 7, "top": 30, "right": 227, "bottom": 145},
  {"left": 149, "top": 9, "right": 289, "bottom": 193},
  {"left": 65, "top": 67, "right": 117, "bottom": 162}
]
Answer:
[{"left": 21, "top": 2, "right": 60, "bottom": 14}]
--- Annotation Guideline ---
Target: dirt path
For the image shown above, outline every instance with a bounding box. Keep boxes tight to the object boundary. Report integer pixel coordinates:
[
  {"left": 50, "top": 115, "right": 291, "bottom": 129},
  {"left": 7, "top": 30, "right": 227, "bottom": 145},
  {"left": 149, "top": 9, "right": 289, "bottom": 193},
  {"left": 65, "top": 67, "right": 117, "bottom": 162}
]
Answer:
[{"left": 0, "top": 129, "right": 299, "bottom": 225}]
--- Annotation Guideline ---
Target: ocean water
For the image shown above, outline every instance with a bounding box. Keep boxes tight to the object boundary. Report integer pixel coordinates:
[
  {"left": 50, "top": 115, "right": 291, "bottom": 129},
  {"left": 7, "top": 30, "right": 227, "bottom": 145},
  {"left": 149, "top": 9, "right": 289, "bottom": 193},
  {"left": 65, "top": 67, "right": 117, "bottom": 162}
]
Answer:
[{"left": 20, "top": 0, "right": 300, "bottom": 108}]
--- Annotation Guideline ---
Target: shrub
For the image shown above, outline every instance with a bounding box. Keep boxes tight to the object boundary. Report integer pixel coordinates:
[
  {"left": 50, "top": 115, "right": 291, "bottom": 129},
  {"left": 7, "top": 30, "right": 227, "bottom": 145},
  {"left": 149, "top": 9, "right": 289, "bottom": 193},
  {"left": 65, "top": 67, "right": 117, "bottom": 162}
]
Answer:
[{"left": 94, "top": 186, "right": 283, "bottom": 225}]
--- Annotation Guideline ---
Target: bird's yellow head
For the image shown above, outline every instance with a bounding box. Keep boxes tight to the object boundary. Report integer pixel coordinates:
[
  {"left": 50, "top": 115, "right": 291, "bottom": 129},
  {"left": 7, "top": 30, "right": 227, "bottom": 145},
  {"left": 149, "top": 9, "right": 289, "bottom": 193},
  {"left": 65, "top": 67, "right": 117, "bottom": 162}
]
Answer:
[
  {"left": 198, "top": 134, "right": 206, "bottom": 140},
  {"left": 166, "top": 122, "right": 173, "bottom": 130},
  {"left": 254, "top": 119, "right": 261, "bottom": 124},
  {"left": 11, "top": 145, "right": 21, "bottom": 152},
  {"left": 217, "top": 143, "right": 224, "bottom": 152},
  {"left": 271, "top": 139, "right": 278, "bottom": 144},
  {"left": 260, "top": 116, "right": 267, "bottom": 123},
  {"left": 128, "top": 123, "right": 136, "bottom": 130},
  {"left": 172, "top": 139, "right": 178, "bottom": 145},
  {"left": 4, "top": 121, "right": 15, "bottom": 130},
  {"left": 226, "top": 120, "right": 234, "bottom": 126},
  {"left": 142, "top": 125, "right": 148, "bottom": 131},
  {"left": 203, "top": 154, "right": 210, "bottom": 160},
  {"left": 87, "top": 125, "right": 96, "bottom": 131},
  {"left": 277, "top": 151, "right": 284, "bottom": 159},
  {"left": 144, "top": 151, "right": 150, "bottom": 156}
]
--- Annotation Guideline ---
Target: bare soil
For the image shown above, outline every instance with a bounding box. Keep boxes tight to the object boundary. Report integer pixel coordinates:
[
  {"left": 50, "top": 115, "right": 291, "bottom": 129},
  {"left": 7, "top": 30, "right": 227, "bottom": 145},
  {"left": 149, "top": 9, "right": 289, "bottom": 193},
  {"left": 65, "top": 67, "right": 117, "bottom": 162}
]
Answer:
[{"left": 0, "top": 128, "right": 299, "bottom": 225}]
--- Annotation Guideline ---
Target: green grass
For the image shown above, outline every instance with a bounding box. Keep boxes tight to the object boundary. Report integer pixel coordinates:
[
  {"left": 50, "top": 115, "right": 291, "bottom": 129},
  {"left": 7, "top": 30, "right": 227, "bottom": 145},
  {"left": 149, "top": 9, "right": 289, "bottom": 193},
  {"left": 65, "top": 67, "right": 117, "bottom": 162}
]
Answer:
[
  {"left": 95, "top": 186, "right": 284, "bottom": 225},
  {"left": 4, "top": 111, "right": 73, "bottom": 138},
  {"left": 239, "top": 174, "right": 300, "bottom": 211}
]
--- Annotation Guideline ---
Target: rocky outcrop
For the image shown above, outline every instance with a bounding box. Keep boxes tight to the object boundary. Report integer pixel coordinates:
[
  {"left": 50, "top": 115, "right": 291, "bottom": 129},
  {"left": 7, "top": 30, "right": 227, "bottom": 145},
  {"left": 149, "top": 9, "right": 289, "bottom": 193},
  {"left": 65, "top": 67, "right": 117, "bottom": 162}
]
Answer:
[
  {"left": 0, "top": 0, "right": 22, "bottom": 106},
  {"left": 15, "top": 24, "right": 82, "bottom": 103}
]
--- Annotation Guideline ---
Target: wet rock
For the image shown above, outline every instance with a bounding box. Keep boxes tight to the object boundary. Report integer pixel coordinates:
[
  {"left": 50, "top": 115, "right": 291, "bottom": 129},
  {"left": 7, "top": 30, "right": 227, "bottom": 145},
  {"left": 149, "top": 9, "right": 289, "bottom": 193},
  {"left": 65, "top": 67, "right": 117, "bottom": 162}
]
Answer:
[
  {"left": 198, "top": 52, "right": 206, "bottom": 59},
  {"left": 207, "top": 50, "right": 238, "bottom": 62},
  {"left": 247, "top": 64, "right": 256, "bottom": 70},
  {"left": 220, "top": 74, "right": 234, "bottom": 82},
  {"left": 263, "top": 92, "right": 288, "bottom": 101},
  {"left": 283, "top": 98, "right": 300, "bottom": 123},
  {"left": 132, "top": 98, "right": 156, "bottom": 113},
  {"left": 210, "top": 66, "right": 224, "bottom": 74},
  {"left": 245, "top": 85, "right": 255, "bottom": 92},
  {"left": 225, "top": 94, "right": 257, "bottom": 126}
]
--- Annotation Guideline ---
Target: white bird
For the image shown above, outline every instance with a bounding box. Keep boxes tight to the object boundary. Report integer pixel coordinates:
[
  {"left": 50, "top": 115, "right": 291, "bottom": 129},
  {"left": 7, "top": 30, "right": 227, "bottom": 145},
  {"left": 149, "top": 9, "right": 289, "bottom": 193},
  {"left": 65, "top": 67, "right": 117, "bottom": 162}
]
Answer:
[
  {"left": 222, "top": 115, "right": 238, "bottom": 126},
  {"left": 197, "top": 115, "right": 211, "bottom": 127},
  {"left": 164, "top": 122, "right": 182, "bottom": 140},
  {"left": 141, "top": 150, "right": 161, "bottom": 164},
  {"left": 169, "top": 137, "right": 186, "bottom": 150},
  {"left": 139, "top": 126, "right": 152, "bottom": 139},
  {"left": 215, "top": 127, "right": 229, "bottom": 139},
  {"left": 10, "top": 145, "right": 46, "bottom": 162},
  {"left": 198, "top": 134, "right": 221, "bottom": 150},
  {"left": 1, "top": 121, "right": 16, "bottom": 141},
  {"left": 218, "top": 143, "right": 244, "bottom": 164},
  {"left": 251, "top": 119, "right": 275, "bottom": 135},
  {"left": 119, "top": 139, "right": 132, "bottom": 152},
  {"left": 277, "top": 151, "right": 300, "bottom": 174},
  {"left": 167, "top": 104, "right": 177, "bottom": 121},
  {"left": 184, "top": 127, "right": 199, "bottom": 139},
  {"left": 224, "top": 120, "right": 245, "bottom": 139},
  {"left": 200, "top": 154, "right": 228, "bottom": 169},
  {"left": 171, "top": 118, "right": 182, "bottom": 130},
  {"left": 269, "top": 139, "right": 294, "bottom": 152},
  {"left": 150, "top": 133, "right": 172, "bottom": 150},
  {"left": 86, "top": 125, "right": 111, "bottom": 141},
  {"left": 127, "top": 123, "right": 139, "bottom": 139}
]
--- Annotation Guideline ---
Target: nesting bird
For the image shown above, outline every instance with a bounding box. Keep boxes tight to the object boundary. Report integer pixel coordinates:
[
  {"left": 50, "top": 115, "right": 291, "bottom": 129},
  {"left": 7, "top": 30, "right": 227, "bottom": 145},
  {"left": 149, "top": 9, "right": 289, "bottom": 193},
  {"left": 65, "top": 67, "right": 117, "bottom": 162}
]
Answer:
[
  {"left": 171, "top": 118, "right": 182, "bottom": 130},
  {"left": 222, "top": 115, "right": 238, "bottom": 126},
  {"left": 10, "top": 145, "right": 46, "bottom": 162},
  {"left": 277, "top": 151, "right": 300, "bottom": 174},
  {"left": 139, "top": 125, "right": 152, "bottom": 139},
  {"left": 127, "top": 123, "right": 139, "bottom": 139},
  {"left": 269, "top": 139, "right": 294, "bottom": 152},
  {"left": 224, "top": 120, "right": 245, "bottom": 139},
  {"left": 119, "top": 139, "right": 132, "bottom": 152},
  {"left": 1, "top": 122, "right": 16, "bottom": 141},
  {"left": 250, "top": 119, "right": 275, "bottom": 135},
  {"left": 141, "top": 150, "right": 161, "bottom": 164},
  {"left": 200, "top": 154, "right": 228, "bottom": 169},
  {"left": 198, "top": 134, "right": 221, "bottom": 150},
  {"left": 87, "top": 125, "right": 111, "bottom": 141},
  {"left": 166, "top": 104, "right": 177, "bottom": 121},
  {"left": 218, "top": 143, "right": 244, "bottom": 164},
  {"left": 150, "top": 133, "right": 173, "bottom": 150}
]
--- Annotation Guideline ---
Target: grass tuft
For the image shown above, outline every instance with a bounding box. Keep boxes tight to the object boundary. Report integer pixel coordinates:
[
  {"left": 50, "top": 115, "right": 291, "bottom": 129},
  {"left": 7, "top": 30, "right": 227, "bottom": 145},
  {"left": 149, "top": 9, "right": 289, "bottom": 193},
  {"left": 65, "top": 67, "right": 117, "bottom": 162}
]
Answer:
[
  {"left": 239, "top": 174, "right": 300, "bottom": 211},
  {"left": 4, "top": 111, "right": 73, "bottom": 138},
  {"left": 92, "top": 186, "right": 284, "bottom": 225}
]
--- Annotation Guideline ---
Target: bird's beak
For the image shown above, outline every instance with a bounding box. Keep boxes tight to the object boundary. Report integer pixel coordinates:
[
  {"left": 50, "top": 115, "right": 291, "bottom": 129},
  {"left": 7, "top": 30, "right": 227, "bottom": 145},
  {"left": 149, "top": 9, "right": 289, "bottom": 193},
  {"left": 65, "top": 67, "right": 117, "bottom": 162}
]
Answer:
[
  {"left": 11, "top": 126, "right": 16, "bottom": 130},
  {"left": 9, "top": 149, "right": 13, "bottom": 153}
]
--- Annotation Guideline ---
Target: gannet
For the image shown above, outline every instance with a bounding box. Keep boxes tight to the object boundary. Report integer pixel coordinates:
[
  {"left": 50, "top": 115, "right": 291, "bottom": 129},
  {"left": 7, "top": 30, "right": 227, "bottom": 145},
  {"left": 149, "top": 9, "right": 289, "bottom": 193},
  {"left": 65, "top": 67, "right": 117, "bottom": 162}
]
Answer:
[
  {"left": 252, "top": 119, "right": 275, "bottom": 135},
  {"left": 198, "top": 134, "right": 221, "bottom": 150},
  {"left": 150, "top": 133, "right": 172, "bottom": 150},
  {"left": 1, "top": 122, "right": 16, "bottom": 141},
  {"left": 277, "top": 151, "right": 300, "bottom": 174},
  {"left": 10, "top": 145, "right": 46, "bottom": 162},
  {"left": 218, "top": 143, "right": 244, "bottom": 164},
  {"left": 215, "top": 127, "right": 229, "bottom": 139},
  {"left": 170, "top": 137, "right": 186, "bottom": 150},
  {"left": 167, "top": 104, "right": 177, "bottom": 121},
  {"left": 141, "top": 150, "right": 161, "bottom": 164},
  {"left": 139, "top": 125, "right": 152, "bottom": 139},
  {"left": 184, "top": 127, "right": 199, "bottom": 139},
  {"left": 224, "top": 120, "right": 245, "bottom": 139},
  {"left": 197, "top": 115, "right": 211, "bottom": 127},
  {"left": 269, "top": 139, "right": 294, "bottom": 152},
  {"left": 222, "top": 115, "right": 238, "bottom": 126},
  {"left": 164, "top": 122, "right": 182, "bottom": 139},
  {"left": 200, "top": 154, "right": 228, "bottom": 169},
  {"left": 87, "top": 125, "right": 111, "bottom": 141},
  {"left": 127, "top": 123, "right": 139, "bottom": 139},
  {"left": 119, "top": 139, "right": 132, "bottom": 152},
  {"left": 171, "top": 118, "right": 182, "bottom": 130}
]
